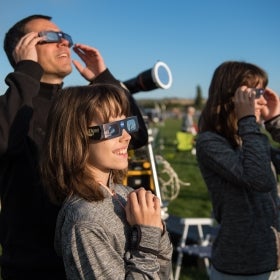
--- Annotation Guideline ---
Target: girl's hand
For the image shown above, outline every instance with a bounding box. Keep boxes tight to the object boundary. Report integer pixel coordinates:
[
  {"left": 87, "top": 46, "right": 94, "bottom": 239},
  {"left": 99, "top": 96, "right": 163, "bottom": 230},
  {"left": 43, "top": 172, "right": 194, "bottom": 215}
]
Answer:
[
  {"left": 233, "top": 86, "right": 255, "bottom": 120},
  {"left": 125, "top": 188, "right": 163, "bottom": 231},
  {"left": 261, "top": 88, "right": 280, "bottom": 121}
]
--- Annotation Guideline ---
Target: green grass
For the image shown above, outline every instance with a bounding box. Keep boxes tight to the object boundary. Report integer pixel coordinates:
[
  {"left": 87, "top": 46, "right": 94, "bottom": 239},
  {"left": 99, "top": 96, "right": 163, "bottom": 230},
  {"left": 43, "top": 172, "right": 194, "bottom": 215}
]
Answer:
[
  {"left": 0, "top": 117, "right": 211, "bottom": 280},
  {"left": 154, "top": 118, "right": 212, "bottom": 218},
  {"left": 151, "top": 118, "right": 212, "bottom": 279}
]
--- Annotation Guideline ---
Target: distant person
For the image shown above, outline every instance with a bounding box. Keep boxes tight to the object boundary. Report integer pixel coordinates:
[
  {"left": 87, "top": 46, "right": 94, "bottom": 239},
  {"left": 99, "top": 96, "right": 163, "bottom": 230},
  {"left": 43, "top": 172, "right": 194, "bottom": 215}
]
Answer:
[
  {"left": 0, "top": 14, "right": 147, "bottom": 280},
  {"left": 40, "top": 84, "right": 173, "bottom": 279},
  {"left": 181, "top": 106, "right": 197, "bottom": 135},
  {"left": 197, "top": 61, "right": 280, "bottom": 279}
]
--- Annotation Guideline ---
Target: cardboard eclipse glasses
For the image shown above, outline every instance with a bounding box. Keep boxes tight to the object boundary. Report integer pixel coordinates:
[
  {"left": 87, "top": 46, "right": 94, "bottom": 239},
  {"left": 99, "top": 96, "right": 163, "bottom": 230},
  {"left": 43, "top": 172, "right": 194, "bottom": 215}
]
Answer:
[
  {"left": 251, "top": 88, "right": 265, "bottom": 99},
  {"left": 88, "top": 116, "right": 139, "bottom": 140},
  {"left": 38, "top": 31, "right": 73, "bottom": 47}
]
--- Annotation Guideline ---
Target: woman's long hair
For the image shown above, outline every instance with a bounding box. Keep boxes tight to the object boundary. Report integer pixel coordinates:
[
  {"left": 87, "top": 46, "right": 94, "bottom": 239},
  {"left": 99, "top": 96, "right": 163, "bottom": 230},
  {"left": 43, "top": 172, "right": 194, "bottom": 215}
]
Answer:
[
  {"left": 198, "top": 61, "right": 268, "bottom": 147},
  {"left": 40, "top": 83, "right": 131, "bottom": 204}
]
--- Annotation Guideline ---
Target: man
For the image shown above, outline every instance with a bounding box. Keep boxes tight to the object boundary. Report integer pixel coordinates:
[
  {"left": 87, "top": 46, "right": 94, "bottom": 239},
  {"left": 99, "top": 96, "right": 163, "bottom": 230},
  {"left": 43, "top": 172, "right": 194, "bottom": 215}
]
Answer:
[{"left": 0, "top": 14, "right": 148, "bottom": 279}]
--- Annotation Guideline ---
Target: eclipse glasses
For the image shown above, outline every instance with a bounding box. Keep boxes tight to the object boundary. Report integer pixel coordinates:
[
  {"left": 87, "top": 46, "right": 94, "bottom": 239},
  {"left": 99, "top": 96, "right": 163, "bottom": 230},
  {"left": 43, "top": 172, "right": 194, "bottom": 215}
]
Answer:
[
  {"left": 251, "top": 88, "right": 265, "bottom": 99},
  {"left": 88, "top": 116, "right": 139, "bottom": 141},
  {"left": 38, "top": 31, "right": 73, "bottom": 47}
]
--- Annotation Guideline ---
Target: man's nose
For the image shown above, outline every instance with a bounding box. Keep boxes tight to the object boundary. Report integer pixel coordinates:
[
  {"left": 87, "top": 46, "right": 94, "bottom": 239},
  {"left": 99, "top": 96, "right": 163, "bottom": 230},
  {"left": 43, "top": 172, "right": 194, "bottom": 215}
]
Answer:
[{"left": 59, "top": 38, "right": 72, "bottom": 48}]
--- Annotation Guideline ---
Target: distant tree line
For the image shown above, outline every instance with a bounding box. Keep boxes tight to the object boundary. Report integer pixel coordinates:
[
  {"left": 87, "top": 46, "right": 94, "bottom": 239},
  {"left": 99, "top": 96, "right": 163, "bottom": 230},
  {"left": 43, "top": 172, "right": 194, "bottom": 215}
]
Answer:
[
  {"left": 194, "top": 85, "right": 203, "bottom": 110},
  {"left": 137, "top": 84, "right": 205, "bottom": 111}
]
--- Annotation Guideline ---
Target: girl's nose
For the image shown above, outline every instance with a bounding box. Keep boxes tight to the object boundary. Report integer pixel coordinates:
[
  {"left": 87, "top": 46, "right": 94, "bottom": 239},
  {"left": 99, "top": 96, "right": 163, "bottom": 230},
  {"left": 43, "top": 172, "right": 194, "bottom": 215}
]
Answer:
[
  {"left": 120, "top": 129, "right": 131, "bottom": 141},
  {"left": 258, "top": 94, "right": 267, "bottom": 104}
]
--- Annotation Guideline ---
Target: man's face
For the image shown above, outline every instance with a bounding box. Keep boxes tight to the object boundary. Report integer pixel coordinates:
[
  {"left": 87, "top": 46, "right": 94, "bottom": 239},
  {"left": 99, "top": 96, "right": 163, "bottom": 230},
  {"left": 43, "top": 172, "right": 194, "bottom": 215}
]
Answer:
[{"left": 24, "top": 18, "right": 73, "bottom": 83}]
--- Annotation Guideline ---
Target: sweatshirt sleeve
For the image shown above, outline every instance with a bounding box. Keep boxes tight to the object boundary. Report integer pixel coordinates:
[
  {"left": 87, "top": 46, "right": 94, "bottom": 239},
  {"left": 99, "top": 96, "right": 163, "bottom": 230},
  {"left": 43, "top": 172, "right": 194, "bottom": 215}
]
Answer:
[
  {"left": 265, "top": 115, "right": 280, "bottom": 143},
  {"left": 196, "top": 116, "right": 276, "bottom": 193},
  {"left": 125, "top": 224, "right": 173, "bottom": 279},
  {"left": 264, "top": 115, "right": 280, "bottom": 174},
  {"left": 0, "top": 60, "right": 43, "bottom": 155},
  {"left": 62, "top": 222, "right": 172, "bottom": 280}
]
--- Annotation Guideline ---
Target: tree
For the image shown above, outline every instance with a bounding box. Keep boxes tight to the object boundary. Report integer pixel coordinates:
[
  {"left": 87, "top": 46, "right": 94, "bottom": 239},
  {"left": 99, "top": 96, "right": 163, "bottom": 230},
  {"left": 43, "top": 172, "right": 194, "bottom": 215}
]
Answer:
[{"left": 194, "top": 85, "right": 203, "bottom": 110}]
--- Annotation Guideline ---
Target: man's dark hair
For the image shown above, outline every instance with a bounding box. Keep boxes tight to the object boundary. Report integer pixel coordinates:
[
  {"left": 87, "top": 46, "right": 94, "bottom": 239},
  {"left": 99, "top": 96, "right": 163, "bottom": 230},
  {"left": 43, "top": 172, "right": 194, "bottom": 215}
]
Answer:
[{"left": 4, "top": 14, "right": 52, "bottom": 68}]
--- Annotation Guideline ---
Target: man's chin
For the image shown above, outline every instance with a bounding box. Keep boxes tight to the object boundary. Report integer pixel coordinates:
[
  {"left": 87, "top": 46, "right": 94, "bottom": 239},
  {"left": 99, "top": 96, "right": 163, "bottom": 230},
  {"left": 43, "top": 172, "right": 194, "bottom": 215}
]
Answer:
[{"left": 60, "top": 68, "right": 72, "bottom": 78}]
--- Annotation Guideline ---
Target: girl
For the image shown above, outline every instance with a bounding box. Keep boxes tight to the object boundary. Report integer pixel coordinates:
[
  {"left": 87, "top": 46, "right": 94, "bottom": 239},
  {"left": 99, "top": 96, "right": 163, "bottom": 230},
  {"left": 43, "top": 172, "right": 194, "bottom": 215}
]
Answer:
[
  {"left": 197, "top": 61, "right": 280, "bottom": 279},
  {"left": 40, "top": 84, "right": 172, "bottom": 279}
]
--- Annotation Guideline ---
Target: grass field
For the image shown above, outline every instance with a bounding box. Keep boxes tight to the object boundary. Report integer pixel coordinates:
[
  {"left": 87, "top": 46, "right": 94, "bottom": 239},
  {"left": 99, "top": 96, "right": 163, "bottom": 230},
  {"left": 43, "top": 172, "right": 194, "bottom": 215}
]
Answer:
[
  {"left": 155, "top": 118, "right": 212, "bottom": 219},
  {"left": 0, "top": 117, "right": 211, "bottom": 280},
  {"left": 153, "top": 117, "right": 212, "bottom": 279}
]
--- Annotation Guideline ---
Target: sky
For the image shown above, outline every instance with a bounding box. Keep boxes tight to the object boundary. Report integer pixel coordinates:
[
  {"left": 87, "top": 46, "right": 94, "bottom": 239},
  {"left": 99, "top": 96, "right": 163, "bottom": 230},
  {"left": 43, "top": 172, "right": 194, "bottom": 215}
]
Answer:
[{"left": 0, "top": 0, "right": 279, "bottom": 100}]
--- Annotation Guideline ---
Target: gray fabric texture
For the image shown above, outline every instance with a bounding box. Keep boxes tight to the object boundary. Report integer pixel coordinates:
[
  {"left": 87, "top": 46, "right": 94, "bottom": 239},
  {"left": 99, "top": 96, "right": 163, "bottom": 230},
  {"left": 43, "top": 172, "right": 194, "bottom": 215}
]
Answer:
[
  {"left": 55, "top": 184, "right": 173, "bottom": 279},
  {"left": 196, "top": 116, "right": 280, "bottom": 275}
]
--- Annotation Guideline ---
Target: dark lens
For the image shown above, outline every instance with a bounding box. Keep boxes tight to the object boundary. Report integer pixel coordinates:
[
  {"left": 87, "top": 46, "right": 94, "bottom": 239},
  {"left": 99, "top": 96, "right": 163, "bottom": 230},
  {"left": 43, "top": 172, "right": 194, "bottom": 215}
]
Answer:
[
  {"left": 39, "top": 31, "right": 73, "bottom": 47},
  {"left": 101, "top": 117, "right": 139, "bottom": 140},
  {"left": 106, "top": 123, "right": 120, "bottom": 138},
  {"left": 255, "top": 89, "right": 264, "bottom": 99},
  {"left": 127, "top": 119, "right": 137, "bottom": 132},
  {"left": 62, "top": 33, "right": 73, "bottom": 47},
  {"left": 46, "top": 32, "right": 60, "bottom": 41},
  {"left": 38, "top": 31, "right": 60, "bottom": 43}
]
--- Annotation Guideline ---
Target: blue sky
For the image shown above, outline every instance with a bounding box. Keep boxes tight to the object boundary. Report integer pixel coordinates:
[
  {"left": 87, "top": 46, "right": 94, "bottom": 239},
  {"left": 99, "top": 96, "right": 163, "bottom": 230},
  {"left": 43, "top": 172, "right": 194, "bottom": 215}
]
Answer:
[{"left": 0, "top": 0, "right": 279, "bottom": 100}]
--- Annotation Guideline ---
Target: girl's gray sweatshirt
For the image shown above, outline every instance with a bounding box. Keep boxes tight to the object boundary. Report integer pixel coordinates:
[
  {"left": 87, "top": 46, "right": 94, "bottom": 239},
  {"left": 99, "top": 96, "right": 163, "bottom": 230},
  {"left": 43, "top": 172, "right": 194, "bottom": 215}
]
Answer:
[{"left": 55, "top": 184, "right": 173, "bottom": 279}]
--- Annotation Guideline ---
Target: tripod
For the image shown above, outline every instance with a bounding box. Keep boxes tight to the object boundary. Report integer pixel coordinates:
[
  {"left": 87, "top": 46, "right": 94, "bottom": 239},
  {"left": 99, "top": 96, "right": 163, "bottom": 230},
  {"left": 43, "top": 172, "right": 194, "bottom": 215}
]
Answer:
[
  {"left": 122, "top": 60, "right": 173, "bottom": 217},
  {"left": 123, "top": 117, "right": 170, "bottom": 219},
  {"left": 146, "top": 127, "right": 162, "bottom": 204}
]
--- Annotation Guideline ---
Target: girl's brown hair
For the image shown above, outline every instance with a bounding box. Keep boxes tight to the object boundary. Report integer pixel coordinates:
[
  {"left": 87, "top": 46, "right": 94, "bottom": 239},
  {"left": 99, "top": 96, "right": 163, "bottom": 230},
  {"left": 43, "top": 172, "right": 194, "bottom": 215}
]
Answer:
[
  {"left": 41, "top": 83, "right": 131, "bottom": 204},
  {"left": 198, "top": 61, "right": 268, "bottom": 147}
]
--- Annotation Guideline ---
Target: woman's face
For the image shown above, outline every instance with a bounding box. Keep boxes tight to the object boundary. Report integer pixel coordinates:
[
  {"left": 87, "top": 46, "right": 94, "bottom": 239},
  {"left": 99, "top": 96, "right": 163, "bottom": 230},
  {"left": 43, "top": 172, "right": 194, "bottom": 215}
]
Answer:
[
  {"left": 87, "top": 115, "right": 131, "bottom": 177},
  {"left": 253, "top": 86, "right": 267, "bottom": 123}
]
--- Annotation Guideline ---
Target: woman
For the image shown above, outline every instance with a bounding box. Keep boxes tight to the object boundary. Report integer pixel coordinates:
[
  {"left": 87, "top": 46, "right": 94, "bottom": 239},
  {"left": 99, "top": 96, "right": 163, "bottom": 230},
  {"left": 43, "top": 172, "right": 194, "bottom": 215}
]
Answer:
[
  {"left": 196, "top": 61, "right": 280, "bottom": 279},
  {"left": 40, "top": 84, "right": 173, "bottom": 279}
]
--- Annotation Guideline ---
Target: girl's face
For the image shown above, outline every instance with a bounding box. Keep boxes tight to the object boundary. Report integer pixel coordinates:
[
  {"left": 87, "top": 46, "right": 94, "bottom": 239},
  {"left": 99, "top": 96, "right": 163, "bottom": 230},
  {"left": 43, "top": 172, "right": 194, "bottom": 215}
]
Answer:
[
  {"left": 253, "top": 86, "right": 267, "bottom": 123},
  {"left": 254, "top": 95, "right": 267, "bottom": 122},
  {"left": 87, "top": 115, "right": 131, "bottom": 180}
]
